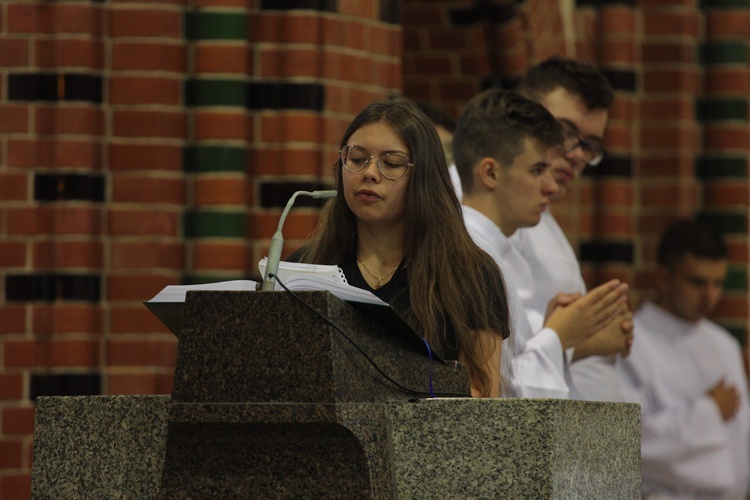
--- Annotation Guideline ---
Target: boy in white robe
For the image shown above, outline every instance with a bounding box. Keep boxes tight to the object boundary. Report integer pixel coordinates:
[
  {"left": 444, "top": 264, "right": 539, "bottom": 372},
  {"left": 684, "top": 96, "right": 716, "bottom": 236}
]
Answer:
[
  {"left": 618, "top": 218, "right": 750, "bottom": 499},
  {"left": 453, "top": 89, "right": 631, "bottom": 398}
]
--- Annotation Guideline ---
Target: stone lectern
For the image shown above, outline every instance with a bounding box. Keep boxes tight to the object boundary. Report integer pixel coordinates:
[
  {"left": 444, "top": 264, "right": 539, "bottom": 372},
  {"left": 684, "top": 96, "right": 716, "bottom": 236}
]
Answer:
[{"left": 32, "top": 291, "right": 640, "bottom": 498}]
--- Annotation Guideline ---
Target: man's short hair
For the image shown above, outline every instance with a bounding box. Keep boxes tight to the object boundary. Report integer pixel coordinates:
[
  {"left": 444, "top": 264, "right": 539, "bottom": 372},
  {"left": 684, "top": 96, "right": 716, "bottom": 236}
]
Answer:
[
  {"left": 657, "top": 217, "right": 729, "bottom": 270},
  {"left": 416, "top": 100, "right": 456, "bottom": 133},
  {"left": 452, "top": 89, "right": 564, "bottom": 193},
  {"left": 517, "top": 55, "right": 614, "bottom": 111}
]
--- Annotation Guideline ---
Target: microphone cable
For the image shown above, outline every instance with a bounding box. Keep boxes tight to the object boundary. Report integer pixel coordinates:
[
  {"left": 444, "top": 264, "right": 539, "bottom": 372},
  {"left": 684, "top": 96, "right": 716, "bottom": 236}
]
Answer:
[{"left": 270, "top": 273, "right": 472, "bottom": 398}]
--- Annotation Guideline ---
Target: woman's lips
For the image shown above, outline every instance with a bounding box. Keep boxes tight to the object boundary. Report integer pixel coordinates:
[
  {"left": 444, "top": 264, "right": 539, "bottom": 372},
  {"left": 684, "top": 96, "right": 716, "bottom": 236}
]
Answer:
[{"left": 356, "top": 189, "right": 381, "bottom": 202}]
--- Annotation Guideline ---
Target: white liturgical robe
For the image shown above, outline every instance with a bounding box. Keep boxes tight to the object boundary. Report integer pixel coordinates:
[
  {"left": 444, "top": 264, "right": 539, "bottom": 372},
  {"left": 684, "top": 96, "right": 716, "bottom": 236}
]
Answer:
[
  {"left": 618, "top": 301, "right": 750, "bottom": 499},
  {"left": 463, "top": 206, "right": 570, "bottom": 399},
  {"left": 513, "top": 210, "right": 623, "bottom": 402}
]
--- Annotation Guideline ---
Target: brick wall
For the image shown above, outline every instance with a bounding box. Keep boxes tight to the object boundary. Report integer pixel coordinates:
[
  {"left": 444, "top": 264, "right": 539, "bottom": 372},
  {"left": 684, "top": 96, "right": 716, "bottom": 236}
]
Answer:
[{"left": 1, "top": 0, "right": 748, "bottom": 497}]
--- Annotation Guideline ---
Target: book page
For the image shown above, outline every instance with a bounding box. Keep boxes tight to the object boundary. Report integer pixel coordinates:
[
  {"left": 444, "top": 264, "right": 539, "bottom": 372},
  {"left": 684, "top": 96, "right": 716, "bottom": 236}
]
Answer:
[
  {"left": 258, "top": 258, "right": 347, "bottom": 283},
  {"left": 147, "top": 280, "right": 259, "bottom": 303}
]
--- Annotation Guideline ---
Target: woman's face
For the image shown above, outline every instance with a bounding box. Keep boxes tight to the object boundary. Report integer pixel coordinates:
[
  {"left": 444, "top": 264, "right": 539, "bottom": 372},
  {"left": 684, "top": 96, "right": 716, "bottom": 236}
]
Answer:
[{"left": 341, "top": 121, "right": 412, "bottom": 230}]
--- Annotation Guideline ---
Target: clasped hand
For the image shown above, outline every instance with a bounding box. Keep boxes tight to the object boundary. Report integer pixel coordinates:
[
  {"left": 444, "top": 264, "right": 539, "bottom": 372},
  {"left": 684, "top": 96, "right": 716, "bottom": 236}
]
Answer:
[{"left": 543, "top": 279, "right": 630, "bottom": 351}]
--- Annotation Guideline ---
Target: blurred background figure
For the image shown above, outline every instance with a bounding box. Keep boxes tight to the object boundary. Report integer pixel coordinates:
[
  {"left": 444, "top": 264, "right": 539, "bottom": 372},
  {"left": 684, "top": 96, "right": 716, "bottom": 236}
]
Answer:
[{"left": 618, "top": 218, "right": 750, "bottom": 499}]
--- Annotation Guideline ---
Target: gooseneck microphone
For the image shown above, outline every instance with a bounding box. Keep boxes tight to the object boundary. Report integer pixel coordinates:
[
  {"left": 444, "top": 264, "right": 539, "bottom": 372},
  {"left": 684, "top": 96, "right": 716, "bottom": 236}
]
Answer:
[{"left": 260, "top": 189, "right": 337, "bottom": 291}]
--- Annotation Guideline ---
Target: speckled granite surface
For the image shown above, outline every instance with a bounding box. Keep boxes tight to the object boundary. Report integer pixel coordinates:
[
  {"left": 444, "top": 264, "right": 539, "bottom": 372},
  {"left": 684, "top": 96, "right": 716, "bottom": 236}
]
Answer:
[
  {"left": 33, "top": 398, "right": 640, "bottom": 499},
  {"left": 172, "top": 291, "right": 471, "bottom": 403},
  {"left": 32, "top": 395, "right": 170, "bottom": 499},
  {"left": 32, "top": 292, "right": 640, "bottom": 499},
  {"left": 388, "top": 398, "right": 641, "bottom": 498}
]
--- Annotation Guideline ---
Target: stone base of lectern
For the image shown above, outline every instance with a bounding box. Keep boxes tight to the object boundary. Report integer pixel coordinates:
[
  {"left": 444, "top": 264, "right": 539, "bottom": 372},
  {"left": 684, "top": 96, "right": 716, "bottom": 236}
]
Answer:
[
  {"left": 33, "top": 395, "right": 639, "bottom": 498},
  {"left": 32, "top": 291, "right": 641, "bottom": 498}
]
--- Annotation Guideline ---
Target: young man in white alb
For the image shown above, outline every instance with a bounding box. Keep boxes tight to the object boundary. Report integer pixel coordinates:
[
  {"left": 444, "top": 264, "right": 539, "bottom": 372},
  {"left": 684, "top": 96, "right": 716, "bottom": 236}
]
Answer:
[{"left": 618, "top": 218, "right": 750, "bottom": 499}]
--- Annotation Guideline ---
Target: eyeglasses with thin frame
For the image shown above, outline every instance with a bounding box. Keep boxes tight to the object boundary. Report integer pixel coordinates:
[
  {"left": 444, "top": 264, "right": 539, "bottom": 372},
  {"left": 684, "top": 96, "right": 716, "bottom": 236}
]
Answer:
[
  {"left": 560, "top": 122, "right": 607, "bottom": 167},
  {"left": 339, "top": 145, "right": 413, "bottom": 180}
]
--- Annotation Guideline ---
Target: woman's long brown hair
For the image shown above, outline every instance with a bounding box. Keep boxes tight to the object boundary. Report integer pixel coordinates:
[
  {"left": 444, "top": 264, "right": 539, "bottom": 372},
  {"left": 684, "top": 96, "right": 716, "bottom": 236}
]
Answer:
[{"left": 296, "top": 96, "right": 510, "bottom": 396}]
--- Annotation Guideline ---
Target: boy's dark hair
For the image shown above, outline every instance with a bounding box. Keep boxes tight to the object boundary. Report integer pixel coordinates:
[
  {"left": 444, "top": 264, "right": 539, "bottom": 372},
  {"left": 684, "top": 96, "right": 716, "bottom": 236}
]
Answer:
[
  {"left": 657, "top": 218, "right": 729, "bottom": 270},
  {"left": 452, "top": 89, "right": 564, "bottom": 193},
  {"left": 416, "top": 100, "right": 457, "bottom": 133},
  {"left": 517, "top": 55, "right": 614, "bottom": 111}
]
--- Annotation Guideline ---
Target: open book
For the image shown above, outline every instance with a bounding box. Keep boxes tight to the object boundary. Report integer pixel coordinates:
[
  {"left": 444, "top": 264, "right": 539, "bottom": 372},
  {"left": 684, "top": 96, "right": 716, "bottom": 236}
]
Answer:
[{"left": 145, "top": 261, "right": 438, "bottom": 361}]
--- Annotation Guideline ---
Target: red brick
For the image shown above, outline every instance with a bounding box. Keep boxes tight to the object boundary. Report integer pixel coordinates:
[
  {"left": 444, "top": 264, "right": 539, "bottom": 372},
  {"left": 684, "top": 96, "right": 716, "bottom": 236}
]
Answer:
[
  {"left": 641, "top": 42, "right": 695, "bottom": 64},
  {"left": 714, "top": 295, "right": 748, "bottom": 318},
  {"left": 109, "top": 143, "right": 182, "bottom": 171},
  {"left": 641, "top": 183, "right": 699, "bottom": 207},
  {"left": 336, "top": 52, "right": 376, "bottom": 85},
  {"left": 600, "top": 7, "right": 637, "bottom": 35},
  {"left": 0, "top": 38, "right": 29, "bottom": 66},
  {"left": 598, "top": 39, "right": 638, "bottom": 65},
  {"left": 705, "top": 68, "right": 750, "bottom": 95},
  {"left": 192, "top": 241, "right": 249, "bottom": 271},
  {"left": 31, "top": 304, "right": 104, "bottom": 335},
  {"left": 35, "top": 39, "right": 104, "bottom": 69},
  {"left": 704, "top": 125, "right": 750, "bottom": 151},
  {"left": 252, "top": 13, "right": 322, "bottom": 45},
  {"left": 194, "top": 44, "right": 250, "bottom": 74},
  {"left": 260, "top": 47, "right": 323, "bottom": 79},
  {"left": 643, "top": 68, "right": 700, "bottom": 93},
  {"left": 113, "top": 110, "right": 186, "bottom": 139},
  {"left": 602, "top": 122, "right": 633, "bottom": 150},
  {"left": 2, "top": 407, "right": 36, "bottom": 435},
  {"left": 33, "top": 240, "right": 104, "bottom": 269},
  {"left": 35, "top": 106, "right": 104, "bottom": 136},
  {"left": 638, "top": 155, "right": 696, "bottom": 177},
  {"left": 261, "top": 114, "right": 328, "bottom": 143},
  {"left": 111, "top": 305, "right": 177, "bottom": 334},
  {"left": 195, "top": 0, "right": 246, "bottom": 6},
  {"left": 0, "top": 173, "right": 29, "bottom": 201},
  {"left": 247, "top": 212, "right": 320, "bottom": 240},
  {"left": 7, "top": 206, "right": 103, "bottom": 236},
  {"left": 111, "top": 41, "right": 186, "bottom": 72},
  {"left": 0, "top": 474, "right": 32, "bottom": 500},
  {"left": 55, "top": 4, "right": 103, "bottom": 35},
  {"left": 111, "top": 175, "right": 185, "bottom": 204},
  {"left": 107, "top": 274, "right": 177, "bottom": 302},
  {"left": 109, "top": 7, "right": 182, "bottom": 39},
  {"left": 11, "top": 138, "right": 104, "bottom": 170},
  {"left": 6, "top": 4, "right": 37, "bottom": 33},
  {"left": 8, "top": 3, "right": 103, "bottom": 35},
  {"left": 0, "top": 440, "right": 23, "bottom": 469},
  {"left": 0, "top": 105, "right": 30, "bottom": 134},
  {"left": 639, "top": 97, "right": 694, "bottom": 121},
  {"left": 706, "top": 10, "right": 750, "bottom": 38},
  {"left": 193, "top": 111, "right": 249, "bottom": 141},
  {"left": 109, "top": 76, "right": 182, "bottom": 106},
  {"left": 107, "top": 338, "right": 178, "bottom": 367},
  {"left": 705, "top": 182, "right": 749, "bottom": 206},
  {"left": 7, "top": 139, "right": 36, "bottom": 168},
  {"left": 4, "top": 339, "right": 100, "bottom": 368},
  {"left": 0, "top": 374, "right": 24, "bottom": 401},
  {"left": 107, "top": 208, "right": 180, "bottom": 237},
  {"left": 644, "top": 11, "right": 699, "bottom": 37},
  {"left": 194, "top": 176, "right": 248, "bottom": 205},
  {"left": 0, "top": 306, "right": 26, "bottom": 334},
  {"left": 640, "top": 126, "right": 699, "bottom": 150},
  {"left": 110, "top": 241, "right": 184, "bottom": 270},
  {"left": 107, "top": 372, "right": 174, "bottom": 395}
]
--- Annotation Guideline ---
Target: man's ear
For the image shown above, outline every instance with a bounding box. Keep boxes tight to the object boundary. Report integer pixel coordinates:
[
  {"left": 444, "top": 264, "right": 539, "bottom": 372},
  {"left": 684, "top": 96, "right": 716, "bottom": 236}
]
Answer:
[{"left": 477, "top": 157, "right": 500, "bottom": 189}]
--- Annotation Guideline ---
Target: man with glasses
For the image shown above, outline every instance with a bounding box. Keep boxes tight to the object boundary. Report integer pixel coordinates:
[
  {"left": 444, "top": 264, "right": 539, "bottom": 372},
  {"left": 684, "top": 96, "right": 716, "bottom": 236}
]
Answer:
[{"left": 513, "top": 56, "right": 631, "bottom": 401}]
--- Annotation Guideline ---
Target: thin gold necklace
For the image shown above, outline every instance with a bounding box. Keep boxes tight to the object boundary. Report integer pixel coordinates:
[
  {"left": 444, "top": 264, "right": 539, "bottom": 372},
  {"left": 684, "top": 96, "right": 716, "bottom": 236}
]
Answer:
[{"left": 357, "top": 258, "right": 397, "bottom": 289}]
